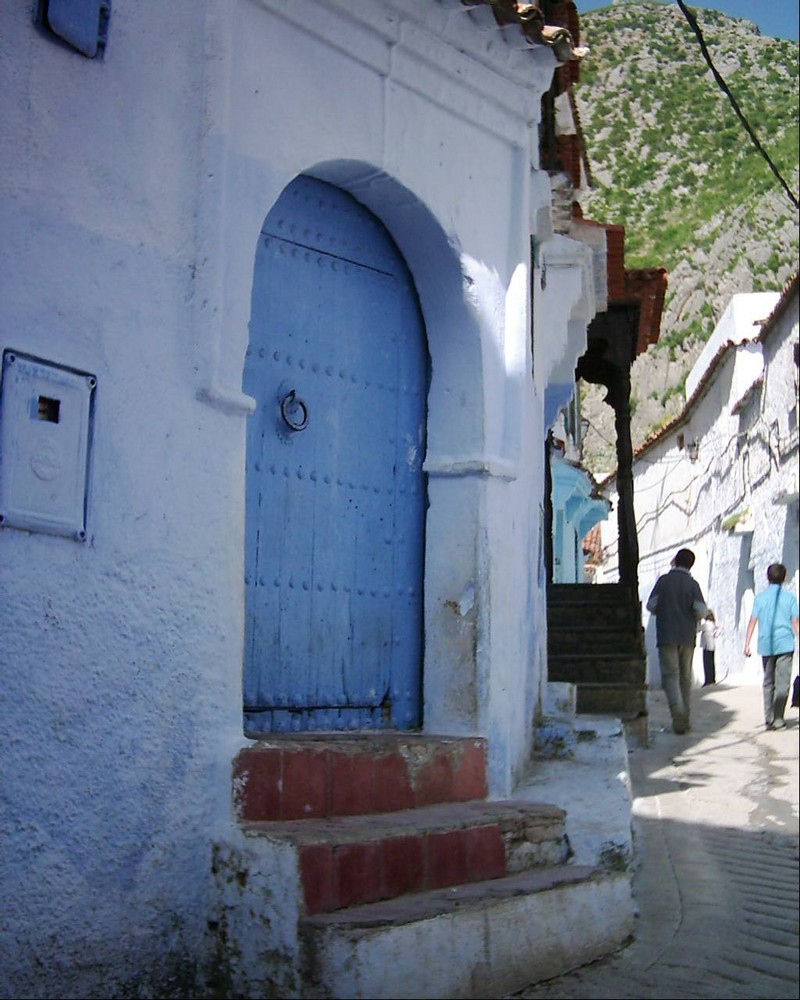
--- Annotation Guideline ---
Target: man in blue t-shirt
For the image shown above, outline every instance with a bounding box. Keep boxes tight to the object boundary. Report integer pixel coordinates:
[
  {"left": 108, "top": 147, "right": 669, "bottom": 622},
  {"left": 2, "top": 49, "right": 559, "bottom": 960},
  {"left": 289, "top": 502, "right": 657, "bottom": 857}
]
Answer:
[{"left": 744, "top": 563, "right": 800, "bottom": 730}]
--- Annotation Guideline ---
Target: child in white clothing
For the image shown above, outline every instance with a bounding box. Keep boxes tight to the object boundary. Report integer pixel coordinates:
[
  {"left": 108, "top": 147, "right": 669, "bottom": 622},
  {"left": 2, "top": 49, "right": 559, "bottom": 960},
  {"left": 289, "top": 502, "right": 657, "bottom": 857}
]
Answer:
[{"left": 699, "top": 611, "right": 721, "bottom": 686}]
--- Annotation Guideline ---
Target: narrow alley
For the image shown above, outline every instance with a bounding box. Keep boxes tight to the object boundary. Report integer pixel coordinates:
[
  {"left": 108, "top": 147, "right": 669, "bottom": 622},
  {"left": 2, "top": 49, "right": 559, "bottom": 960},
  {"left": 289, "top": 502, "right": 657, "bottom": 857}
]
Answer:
[{"left": 509, "top": 683, "right": 800, "bottom": 1000}]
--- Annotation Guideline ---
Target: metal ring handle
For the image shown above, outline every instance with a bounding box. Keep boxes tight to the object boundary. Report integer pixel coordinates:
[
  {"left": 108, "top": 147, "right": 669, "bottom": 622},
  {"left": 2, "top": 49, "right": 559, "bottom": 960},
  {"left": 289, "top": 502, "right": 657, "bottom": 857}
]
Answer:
[{"left": 280, "top": 389, "right": 309, "bottom": 431}]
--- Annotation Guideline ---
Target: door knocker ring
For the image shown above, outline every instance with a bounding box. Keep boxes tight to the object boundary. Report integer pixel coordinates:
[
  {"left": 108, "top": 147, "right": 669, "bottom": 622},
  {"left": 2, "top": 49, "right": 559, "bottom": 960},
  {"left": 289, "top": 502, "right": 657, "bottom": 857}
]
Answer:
[{"left": 280, "top": 389, "right": 309, "bottom": 431}]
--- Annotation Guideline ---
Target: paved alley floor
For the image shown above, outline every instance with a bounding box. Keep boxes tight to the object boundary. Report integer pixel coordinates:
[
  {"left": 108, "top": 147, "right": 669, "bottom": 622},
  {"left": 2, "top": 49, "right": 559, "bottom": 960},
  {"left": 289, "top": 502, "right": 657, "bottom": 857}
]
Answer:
[{"left": 509, "top": 682, "right": 800, "bottom": 1000}]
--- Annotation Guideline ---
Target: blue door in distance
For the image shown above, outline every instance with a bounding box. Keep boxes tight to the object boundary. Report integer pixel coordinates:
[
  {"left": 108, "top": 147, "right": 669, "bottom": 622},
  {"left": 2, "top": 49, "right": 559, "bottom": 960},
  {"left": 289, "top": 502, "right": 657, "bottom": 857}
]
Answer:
[{"left": 243, "top": 176, "right": 428, "bottom": 733}]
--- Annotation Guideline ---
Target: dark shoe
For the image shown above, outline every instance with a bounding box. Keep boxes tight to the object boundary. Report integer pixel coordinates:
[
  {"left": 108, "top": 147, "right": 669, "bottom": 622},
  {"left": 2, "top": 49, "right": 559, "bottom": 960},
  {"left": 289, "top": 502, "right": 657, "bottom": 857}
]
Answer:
[{"left": 673, "top": 715, "right": 688, "bottom": 735}]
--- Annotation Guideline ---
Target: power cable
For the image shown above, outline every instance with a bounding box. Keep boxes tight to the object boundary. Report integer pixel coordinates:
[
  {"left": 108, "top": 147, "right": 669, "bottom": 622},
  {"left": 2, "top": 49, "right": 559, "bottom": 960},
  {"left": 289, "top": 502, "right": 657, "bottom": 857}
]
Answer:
[
  {"left": 581, "top": 414, "right": 616, "bottom": 449},
  {"left": 676, "top": 0, "right": 800, "bottom": 210}
]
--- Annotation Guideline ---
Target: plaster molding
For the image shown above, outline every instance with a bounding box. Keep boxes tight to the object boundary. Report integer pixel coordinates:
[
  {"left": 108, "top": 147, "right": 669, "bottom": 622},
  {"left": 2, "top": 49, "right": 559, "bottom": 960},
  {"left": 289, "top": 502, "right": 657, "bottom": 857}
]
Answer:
[
  {"left": 246, "top": 0, "right": 395, "bottom": 76},
  {"left": 197, "top": 383, "right": 257, "bottom": 416},
  {"left": 392, "top": 29, "right": 538, "bottom": 144},
  {"left": 424, "top": 455, "right": 518, "bottom": 480},
  {"left": 247, "top": 0, "right": 551, "bottom": 141}
]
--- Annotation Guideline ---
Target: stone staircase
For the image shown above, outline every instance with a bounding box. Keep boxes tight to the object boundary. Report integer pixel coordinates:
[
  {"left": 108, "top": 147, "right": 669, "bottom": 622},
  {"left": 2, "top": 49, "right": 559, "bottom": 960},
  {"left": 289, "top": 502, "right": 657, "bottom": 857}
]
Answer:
[
  {"left": 547, "top": 583, "right": 648, "bottom": 743},
  {"left": 220, "top": 732, "right": 634, "bottom": 998}
]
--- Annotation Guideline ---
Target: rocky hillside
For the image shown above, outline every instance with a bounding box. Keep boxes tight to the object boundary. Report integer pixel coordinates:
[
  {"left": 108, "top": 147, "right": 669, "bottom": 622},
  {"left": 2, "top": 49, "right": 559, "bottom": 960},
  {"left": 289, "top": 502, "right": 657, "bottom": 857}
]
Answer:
[{"left": 573, "top": 1, "right": 799, "bottom": 473}]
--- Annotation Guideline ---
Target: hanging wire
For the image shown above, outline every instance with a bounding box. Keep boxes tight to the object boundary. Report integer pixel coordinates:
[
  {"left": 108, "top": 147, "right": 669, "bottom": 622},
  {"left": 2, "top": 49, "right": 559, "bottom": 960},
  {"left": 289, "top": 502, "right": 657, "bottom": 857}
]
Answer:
[{"left": 676, "top": 1, "right": 800, "bottom": 210}]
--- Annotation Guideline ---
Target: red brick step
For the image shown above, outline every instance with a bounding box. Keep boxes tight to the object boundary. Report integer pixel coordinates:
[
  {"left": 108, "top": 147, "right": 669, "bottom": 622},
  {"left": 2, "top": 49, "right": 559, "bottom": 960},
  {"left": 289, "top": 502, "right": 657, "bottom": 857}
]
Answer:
[
  {"left": 241, "top": 799, "right": 569, "bottom": 915},
  {"left": 234, "top": 733, "right": 488, "bottom": 821}
]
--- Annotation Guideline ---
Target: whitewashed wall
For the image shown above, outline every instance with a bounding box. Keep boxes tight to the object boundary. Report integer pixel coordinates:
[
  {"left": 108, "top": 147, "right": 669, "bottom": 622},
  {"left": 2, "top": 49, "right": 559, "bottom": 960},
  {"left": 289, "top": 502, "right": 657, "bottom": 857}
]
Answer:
[
  {"left": 740, "top": 287, "right": 800, "bottom": 640},
  {"left": 0, "top": 1, "right": 599, "bottom": 995},
  {"left": 604, "top": 291, "right": 798, "bottom": 691},
  {"left": 1, "top": 4, "right": 234, "bottom": 997}
]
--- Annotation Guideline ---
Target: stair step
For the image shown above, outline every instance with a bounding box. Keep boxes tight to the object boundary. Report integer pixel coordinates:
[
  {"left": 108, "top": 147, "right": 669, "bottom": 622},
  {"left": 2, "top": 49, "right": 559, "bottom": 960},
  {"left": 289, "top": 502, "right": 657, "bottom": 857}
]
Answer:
[
  {"left": 299, "top": 865, "right": 634, "bottom": 998},
  {"left": 548, "top": 622, "right": 642, "bottom": 634},
  {"left": 302, "top": 862, "right": 591, "bottom": 927},
  {"left": 576, "top": 683, "right": 648, "bottom": 716},
  {"left": 242, "top": 800, "right": 569, "bottom": 915},
  {"left": 547, "top": 585, "right": 647, "bottom": 726},
  {"left": 548, "top": 604, "right": 639, "bottom": 628},
  {"left": 548, "top": 583, "right": 637, "bottom": 604},
  {"left": 234, "top": 734, "right": 487, "bottom": 821},
  {"left": 548, "top": 654, "right": 645, "bottom": 686},
  {"left": 548, "top": 631, "right": 644, "bottom": 654}
]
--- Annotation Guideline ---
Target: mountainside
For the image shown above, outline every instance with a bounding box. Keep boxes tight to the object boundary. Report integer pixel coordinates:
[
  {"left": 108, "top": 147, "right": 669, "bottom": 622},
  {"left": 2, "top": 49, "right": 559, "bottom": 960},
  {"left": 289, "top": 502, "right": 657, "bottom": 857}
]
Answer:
[{"left": 573, "top": 1, "right": 799, "bottom": 473}]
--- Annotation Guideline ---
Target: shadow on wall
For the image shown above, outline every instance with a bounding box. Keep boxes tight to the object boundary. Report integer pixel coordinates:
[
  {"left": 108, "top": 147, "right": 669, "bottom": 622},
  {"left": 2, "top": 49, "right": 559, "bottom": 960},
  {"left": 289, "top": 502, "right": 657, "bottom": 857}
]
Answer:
[
  {"left": 781, "top": 503, "right": 799, "bottom": 585},
  {"left": 734, "top": 532, "right": 755, "bottom": 633},
  {"left": 644, "top": 615, "right": 659, "bottom": 688}
]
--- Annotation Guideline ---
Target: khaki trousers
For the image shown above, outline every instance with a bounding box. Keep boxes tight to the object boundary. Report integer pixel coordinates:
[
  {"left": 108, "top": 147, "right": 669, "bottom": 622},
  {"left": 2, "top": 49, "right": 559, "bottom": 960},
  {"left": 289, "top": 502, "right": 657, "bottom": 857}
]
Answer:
[
  {"left": 762, "top": 653, "right": 793, "bottom": 726},
  {"left": 658, "top": 644, "right": 694, "bottom": 726}
]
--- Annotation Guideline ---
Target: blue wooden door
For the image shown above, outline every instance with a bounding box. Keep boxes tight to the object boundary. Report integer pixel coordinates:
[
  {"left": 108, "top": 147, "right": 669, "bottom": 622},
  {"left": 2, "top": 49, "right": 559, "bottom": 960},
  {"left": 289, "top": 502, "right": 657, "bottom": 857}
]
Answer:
[{"left": 243, "top": 177, "right": 427, "bottom": 733}]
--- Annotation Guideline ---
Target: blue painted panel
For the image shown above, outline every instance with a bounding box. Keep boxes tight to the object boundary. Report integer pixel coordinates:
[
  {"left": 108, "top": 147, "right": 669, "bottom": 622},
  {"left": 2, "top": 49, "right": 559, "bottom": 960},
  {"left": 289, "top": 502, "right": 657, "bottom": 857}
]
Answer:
[
  {"left": 544, "top": 383, "right": 575, "bottom": 429},
  {"left": 44, "top": 0, "right": 110, "bottom": 58},
  {"left": 243, "top": 177, "right": 427, "bottom": 733}
]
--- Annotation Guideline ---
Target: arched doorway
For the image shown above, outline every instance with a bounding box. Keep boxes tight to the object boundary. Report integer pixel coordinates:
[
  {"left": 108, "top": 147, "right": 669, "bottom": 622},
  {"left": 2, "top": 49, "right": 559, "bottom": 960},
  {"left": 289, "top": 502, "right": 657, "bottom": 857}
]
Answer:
[{"left": 243, "top": 176, "right": 428, "bottom": 733}]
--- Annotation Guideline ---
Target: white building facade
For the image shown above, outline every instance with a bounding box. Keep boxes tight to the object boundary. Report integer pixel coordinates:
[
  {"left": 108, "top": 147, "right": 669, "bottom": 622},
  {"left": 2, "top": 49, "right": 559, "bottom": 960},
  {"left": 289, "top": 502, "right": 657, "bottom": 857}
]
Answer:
[
  {"left": 602, "top": 284, "right": 799, "bottom": 689},
  {"left": 0, "top": 1, "right": 607, "bottom": 995}
]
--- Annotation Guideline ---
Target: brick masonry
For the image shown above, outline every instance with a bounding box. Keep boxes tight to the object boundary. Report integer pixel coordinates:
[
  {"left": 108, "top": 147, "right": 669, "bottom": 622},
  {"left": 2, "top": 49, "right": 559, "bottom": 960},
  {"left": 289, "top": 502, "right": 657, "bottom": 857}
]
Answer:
[
  {"left": 233, "top": 737, "right": 489, "bottom": 822},
  {"left": 298, "top": 824, "right": 507, "bottom": 914}
]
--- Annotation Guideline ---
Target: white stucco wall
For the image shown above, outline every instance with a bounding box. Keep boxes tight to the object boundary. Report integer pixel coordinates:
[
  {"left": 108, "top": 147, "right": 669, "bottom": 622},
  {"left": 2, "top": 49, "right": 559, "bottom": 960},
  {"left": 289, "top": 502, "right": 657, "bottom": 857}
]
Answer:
[
  {"left": 0, "top": 0, "right": 608, "bottom": 996},
  {"left": 742, "top": 289, "right": 800, "bottom": 618},
  {"left": 1, "top": 4, "right": 238, "bottom": 996},
  {"left": 0, "top": 1, "right": 600, "bottom": 995},
  {"left": 685, "top": 292, "right": 778, "bottom": 398},
  {"left": 608, "top": 290, "right": 798, "bottom": 692}
]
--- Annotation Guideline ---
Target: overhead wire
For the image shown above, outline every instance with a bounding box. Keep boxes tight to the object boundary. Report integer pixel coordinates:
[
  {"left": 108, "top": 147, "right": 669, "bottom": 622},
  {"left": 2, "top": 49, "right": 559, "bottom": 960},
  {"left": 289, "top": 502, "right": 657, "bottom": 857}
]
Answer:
[{"left": 676, "top": 0, "right": 800, "bottom": 210}]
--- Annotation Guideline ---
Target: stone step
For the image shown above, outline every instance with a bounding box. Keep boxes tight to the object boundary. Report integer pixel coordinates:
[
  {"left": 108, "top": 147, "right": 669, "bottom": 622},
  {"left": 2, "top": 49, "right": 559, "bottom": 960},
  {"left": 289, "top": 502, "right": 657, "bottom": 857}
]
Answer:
[
  {"left": 548, "top": 583, "right": 637, "bottom": 604},
  {"left": 548, "top": 629, "right": 644, "bottom": 655},
  {"left": 548, "top": 654, "right": 646, "bottom": 686},
  {"left": 575, "top": 683, "right": 648, "bottom": 717},
  {"left": 547, "top": 602, "right": 640, "bottom": 629},
  {"left": 234, "top": 734, "right": 487, "bottom": 821},
  {"left": 547, "top": 584, "right": 643, "bottom": 631},
  {"left": 299, "top": 865, "right": 634, "bottom": 998},
  {"left": 241, "top": 800, "right": 570, "bottom": 916}
]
